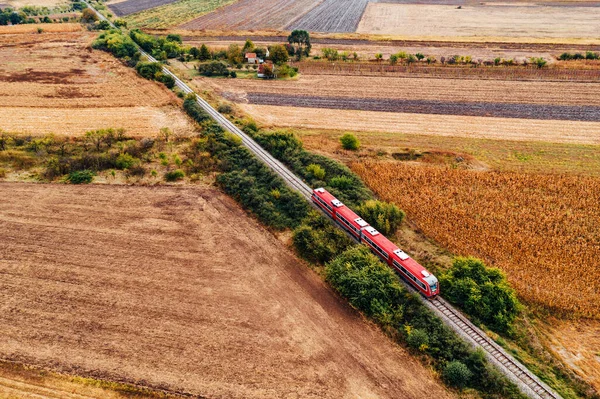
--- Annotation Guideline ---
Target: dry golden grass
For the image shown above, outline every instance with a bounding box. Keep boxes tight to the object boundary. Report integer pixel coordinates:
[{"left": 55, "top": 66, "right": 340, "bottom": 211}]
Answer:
[
  {"left": 540, "top": 319, "right": 600, "bottom": 392},
  {"left": 357, "top": 3, "right": 600, "bottom": 40},
  {"left": 239, "top": 104, "right": 600, "bottom": 145},
  {"left": 0, "top": 31, "right": 195, "bottom": 137},
  {"left": 351, "top": 161, "right": 600, "bottom": 319},
  {"left": 0, "top": 23, "right": 82, "bottom": 34}
]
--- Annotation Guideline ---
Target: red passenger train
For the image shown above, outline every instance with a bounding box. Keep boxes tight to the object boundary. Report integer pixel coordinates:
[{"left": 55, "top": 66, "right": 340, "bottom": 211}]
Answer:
[{"left": 312, "top": 187, "right": 439, "bottom": 297}]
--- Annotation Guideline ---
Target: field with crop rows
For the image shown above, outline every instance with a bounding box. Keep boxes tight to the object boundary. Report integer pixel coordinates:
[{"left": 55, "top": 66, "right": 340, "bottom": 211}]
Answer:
[
  {"left": 352, "top": 161, "right": 600, "bottom": 318},
  {"left": 121, "top": 0, "right": 236, "bottom": 28},
  {"left": 109, "top": 0, "right": 180, "bottom": 17},
  {"left": 0, "top": 183, "right": 453, "bottom": 399},
  {"left": 357, "top": 3, "right": 600, "bottom": 39},
  {"left": 179, "top": 0, "right": 321, "bottom": 30},
  {"left": 293, "top": 62, "right": 600, "bottom": 81},
  {"left": 0, "top": 31, "right": 193, "bottom": 136},
  {"left": 286, "top": 0, "right": 369, "bottom": 32},
  {"left": 204, "top": 74, "right": 600, "bottom": 106},
  {"left": 245, "top": 93, "right": 600, "bottom": 121}
]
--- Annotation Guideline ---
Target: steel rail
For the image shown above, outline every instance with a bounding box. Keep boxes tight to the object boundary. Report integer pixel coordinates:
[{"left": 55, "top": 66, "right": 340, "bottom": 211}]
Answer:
[{"left": 82, "top": 6, "right": 562, "bottom": 398}]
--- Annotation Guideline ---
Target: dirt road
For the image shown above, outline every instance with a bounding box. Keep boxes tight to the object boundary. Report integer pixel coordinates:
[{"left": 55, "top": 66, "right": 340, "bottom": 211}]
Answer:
[{"left": 0, "top": 183, "right": 453, "bottom": 399}]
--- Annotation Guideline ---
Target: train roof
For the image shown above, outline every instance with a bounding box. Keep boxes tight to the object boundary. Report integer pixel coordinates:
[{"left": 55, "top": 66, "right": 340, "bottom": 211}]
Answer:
[
  {"left": 366, "top": 227, "right": 436, "bottom": 283},
  {"left": 336, "top": 205, "right": 369, "bottom": 228},
  {"left": 313, "top": 188, "right": 340, "bottom": 207}
]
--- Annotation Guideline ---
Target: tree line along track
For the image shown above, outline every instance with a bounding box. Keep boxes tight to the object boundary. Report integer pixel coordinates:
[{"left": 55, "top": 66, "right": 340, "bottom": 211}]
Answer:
[{"left": 80, "top": 5, "right": 562, "bottom": 399}]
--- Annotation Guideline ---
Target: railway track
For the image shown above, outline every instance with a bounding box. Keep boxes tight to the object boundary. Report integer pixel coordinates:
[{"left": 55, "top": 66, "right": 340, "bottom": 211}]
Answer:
[{"left": 83, "top": 6, "right": 562, "bottom": 399}]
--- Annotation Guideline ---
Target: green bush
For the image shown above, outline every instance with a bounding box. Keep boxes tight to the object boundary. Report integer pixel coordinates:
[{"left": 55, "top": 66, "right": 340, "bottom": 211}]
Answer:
[
  {"left": 67, "top": 170, "right": 94, "bottom": 184},
  {"left": 443, "top": 361, "right": 472, "bottom": 389},
  {"left": 440, "top": 257, "right": 520, "bottom": 334},
  {"left": 115, "top": 153, "right": 137, "bottom": 169},
  {"left": 165, "top": 169, "right": 185, "bottom": 181},
  {"left": 306, "top": 163, "right": 325, "bottom": 180},
  {"left": 355, "top": 200, "right": 405, "bottom": 236},
  {"left": 340, "top": 133, "right": 360, "bottom": 150},
  {"left": 156, "top": 72, "right": 175, "bottom": 89},
  {"left": 292, "top": 211, "right": 354, "bottom": 264},
  {"left": 135, "top": 61, "right": 162, "bottom": 80},
  {"left": 406, "top": 328, "right": 429, "bottom": 351},
  {"left": 92, "top": 30, "right": 139, "bottom": 61}
]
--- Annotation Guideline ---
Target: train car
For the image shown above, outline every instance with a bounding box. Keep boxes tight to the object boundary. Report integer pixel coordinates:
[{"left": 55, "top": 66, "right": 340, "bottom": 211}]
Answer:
[
  {"left": 311, "top": 187, "right": 339, "bottom": 217},
  {"left": 360, "top": 226, "right": 439, "bottom": 297},
  {"left": 332, "top": 204, "right": 369, "bottom": 239}
]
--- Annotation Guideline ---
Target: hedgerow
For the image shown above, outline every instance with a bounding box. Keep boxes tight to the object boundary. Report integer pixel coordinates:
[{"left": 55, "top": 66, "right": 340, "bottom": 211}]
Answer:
[
  {"left": 182, "top": 96, "right": 310, "bottom": 229},
  {"left": 92, "top": 30, "right": 140, "bottom": 65}
]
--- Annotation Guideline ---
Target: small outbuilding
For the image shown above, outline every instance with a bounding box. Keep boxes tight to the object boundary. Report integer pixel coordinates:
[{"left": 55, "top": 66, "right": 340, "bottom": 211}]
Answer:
[{"left": 245, "top": 52, "right": 258, "bottom": 64}]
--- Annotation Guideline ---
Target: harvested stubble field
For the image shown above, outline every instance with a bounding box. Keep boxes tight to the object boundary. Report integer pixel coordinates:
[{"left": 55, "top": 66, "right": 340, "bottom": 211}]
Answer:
[
  {"left": 357, "top": 3, "right": 600, "bottom": 40},
  {"left": 236, "top": 104, "right": 600, "bottom": 145},
  {"left": 179, "top": 0, "right": 321, "bottom": 31},
  {"left": 0, "top": 23, "right": 82, "bottom": 34},
  {"left": 0, "top": 31, "right": 194, "bottom": 137},
  {"left": 0, "top": 183, "right": 454, "bottom": 399},
  {"left": 351, "top": 161, "right": 600, "bottom": 318}
]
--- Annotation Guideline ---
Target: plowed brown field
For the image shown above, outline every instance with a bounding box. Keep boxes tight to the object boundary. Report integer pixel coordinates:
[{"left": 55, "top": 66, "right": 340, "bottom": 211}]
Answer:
[
  {"left": 0, "top": 31, "right": 194, "bottom": 137},
  {"left": 0, "top": 183, "right": 454, "bottom": 399},
  {"left": 351, "top": 161, "right": 600, "bottom": 319}
]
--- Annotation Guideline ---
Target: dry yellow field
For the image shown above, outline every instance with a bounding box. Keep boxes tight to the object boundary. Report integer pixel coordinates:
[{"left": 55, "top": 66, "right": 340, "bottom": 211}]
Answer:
[
  {"left": 2, "top": 0, "right": 67, "bottom": 8},
  {"left": 239, "top": 104, "right": 600, "bottom": 145},
  {"left": 352, "top": 161, "right": 600, "bottom": 319},
  {"left": 0, "top": 23, "right": 82, "bottom": 34},
  {"left": 0, "top": 31, "right": 195, "bottom": 137},
  {"left": 357, "top": 3, "right": 600, "bottom": 40}
]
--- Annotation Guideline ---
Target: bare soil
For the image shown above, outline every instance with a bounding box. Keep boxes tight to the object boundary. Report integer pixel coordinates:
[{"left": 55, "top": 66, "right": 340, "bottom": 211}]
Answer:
[
  {"left": 286, "top": 0, "right": 369, "bottom": 33},
  {"left": 0, "top": 31, "right": 194, "bottom": 137},
  {"left": 0, "top": 183, "right": 454, "bottom": 399},
  {"left": 109, "top": 0, "right": 180, "bottom": 17}
]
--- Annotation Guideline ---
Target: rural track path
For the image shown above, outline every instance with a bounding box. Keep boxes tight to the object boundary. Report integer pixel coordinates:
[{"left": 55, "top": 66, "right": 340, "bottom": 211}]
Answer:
[{"left": 80, "top": 6, "right": 562, "bottom": 399}]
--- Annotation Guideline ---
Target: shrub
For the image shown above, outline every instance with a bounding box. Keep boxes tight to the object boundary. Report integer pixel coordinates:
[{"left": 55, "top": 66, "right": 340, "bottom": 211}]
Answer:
[
  {"left": 92, "top": 30, "right": 140, "bottom": 61},
  {"left": 135, "top": 61, "right": 162, "bottom": 80},
  {"left": 306, "top": 163, "right": 325, "bottom": 180},
  {"left": 229, "top": 71, "right": 237, "bottom": 78},
  {"left": 293, "top": 211, "right": 354, "bottom": 264},
  {"left": 440, "top": 257, "right": 520, "bottom": 334},
  {"left": 406, "top": 328, "right": 429, "bottom": 351},
  {"left": 80, "top": 7, "right": 97, "bottom": 22},
  {"left": 443, "top": 361, "right": 472, "bottom": 389},
  {"left": 218, "top": 104, "right": 233, "bottom": 114},
  {"left": 166, "top": 33, "right": 182, "bottom": 43},
  {"left": 340, "top": 133, "right": 359, "bottom": 150},
  {"left": 165, "top": 169, "right": 185, "bottom": 181},
  {"left": 355, "top": 200, "right": 405, "bottom": 236},
  {"left": 115, "top": 153, "right": 137, "bottom": 169},
  {"left": 156, "top": 72, "right": 175, "bottom": 88},
  {"left": 68, "top": 169, "right": 94, "bottom": 184}
]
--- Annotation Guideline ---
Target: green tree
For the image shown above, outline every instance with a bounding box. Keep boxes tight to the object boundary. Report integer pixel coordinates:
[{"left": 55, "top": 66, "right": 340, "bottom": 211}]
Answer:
[
  {"left": 355, "top": 200, "right": 405, "bottom": 236},
  {"left": 268, "top": 44, "right": 289, "bottom": 65},
  {"left": 340, "top": 133, "right": 359, "bottom": 150},
  {"left": 166, "top": 33, "right": 182, "bottom": 43},
  {"left": 389, "top": 54, "right": 398, "bottom": 65},
  {"left": 287, "top": 29, "right": 311, "bottom": 59},
  {"left": 242, "top": 38, "right": 254, "bottom": 53},
  {"left": 293, "top": 211, "right": 354, "bottom": 264},
  {"left": 443, "top": 361, "right": 472, "bottom": 389},
  {"left": 406, "top": 328, "right": 429, "bottom": 351},
  {"left": 199, "top": 44, "right": 211, "bottom": 61},
  {"left": 226, "top": 44, "right": 243, "bottom": 65},
  {"left": 439, "top": 257, "right": 521, "bottom": 334},
  {"left": 80, "top": 7, "right": 97, "bottom": 23},
  {"left": 415, "top": 52, "right": 425, "bottom": 61}
]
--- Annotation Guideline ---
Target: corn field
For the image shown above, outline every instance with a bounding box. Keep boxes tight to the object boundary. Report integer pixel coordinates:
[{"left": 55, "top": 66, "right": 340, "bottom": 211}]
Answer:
[{"left": 352, "top": 161, "right": 600, "bottom": 318}]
